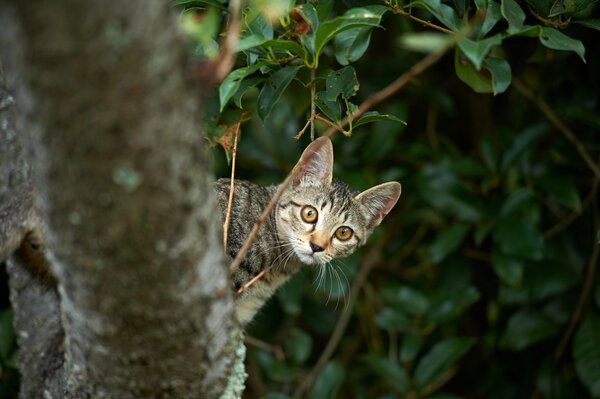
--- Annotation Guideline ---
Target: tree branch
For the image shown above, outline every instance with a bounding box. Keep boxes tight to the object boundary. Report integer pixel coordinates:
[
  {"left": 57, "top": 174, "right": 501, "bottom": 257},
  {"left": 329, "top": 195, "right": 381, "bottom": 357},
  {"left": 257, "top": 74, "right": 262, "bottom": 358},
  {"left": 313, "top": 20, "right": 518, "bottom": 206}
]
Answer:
[{"left": 512, "top": 78, "right": 600, "bottom": 180}]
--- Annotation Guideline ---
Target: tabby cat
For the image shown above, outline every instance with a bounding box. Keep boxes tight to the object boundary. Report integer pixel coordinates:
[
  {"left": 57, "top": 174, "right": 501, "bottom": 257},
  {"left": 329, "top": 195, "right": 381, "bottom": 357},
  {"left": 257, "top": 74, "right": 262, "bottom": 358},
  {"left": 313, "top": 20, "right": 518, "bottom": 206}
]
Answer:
[{"left": 215, "top": 137, "right": 401, "bottom": 325}]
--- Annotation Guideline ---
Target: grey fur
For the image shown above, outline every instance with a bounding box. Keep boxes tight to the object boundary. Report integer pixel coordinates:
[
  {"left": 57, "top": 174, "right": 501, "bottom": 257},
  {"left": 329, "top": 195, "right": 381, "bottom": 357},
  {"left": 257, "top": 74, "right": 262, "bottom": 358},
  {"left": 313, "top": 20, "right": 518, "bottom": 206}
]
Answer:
[{"left": 215, "top": 137, "right": 401, "bottom": 325}]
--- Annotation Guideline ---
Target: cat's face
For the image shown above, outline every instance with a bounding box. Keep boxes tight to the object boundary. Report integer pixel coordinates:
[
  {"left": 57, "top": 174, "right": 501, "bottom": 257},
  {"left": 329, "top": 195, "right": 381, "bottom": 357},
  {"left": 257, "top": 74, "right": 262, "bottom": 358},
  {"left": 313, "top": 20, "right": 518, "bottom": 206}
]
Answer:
[{"left": 276, "top": 137, "right": 401, "bottom": 266}]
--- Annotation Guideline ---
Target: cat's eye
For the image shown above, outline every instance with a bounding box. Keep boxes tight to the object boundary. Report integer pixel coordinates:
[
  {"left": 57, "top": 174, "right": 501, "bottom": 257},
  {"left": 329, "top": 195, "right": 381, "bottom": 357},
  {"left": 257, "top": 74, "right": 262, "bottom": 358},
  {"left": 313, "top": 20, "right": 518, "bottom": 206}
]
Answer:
[
  {"left": 301, "top": 206, "right": 318, "bottom": 223},
  {"left": 334, "top": 226, "right": 353, "bottom": 241}
]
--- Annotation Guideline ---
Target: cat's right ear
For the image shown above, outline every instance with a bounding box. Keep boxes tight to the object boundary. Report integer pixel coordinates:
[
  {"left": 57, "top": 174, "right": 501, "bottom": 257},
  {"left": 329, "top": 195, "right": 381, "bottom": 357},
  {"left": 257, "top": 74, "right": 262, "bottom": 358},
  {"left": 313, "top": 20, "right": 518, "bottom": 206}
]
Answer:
[{"left": 292, "top": 137, "right": 334, "bottom": 186}]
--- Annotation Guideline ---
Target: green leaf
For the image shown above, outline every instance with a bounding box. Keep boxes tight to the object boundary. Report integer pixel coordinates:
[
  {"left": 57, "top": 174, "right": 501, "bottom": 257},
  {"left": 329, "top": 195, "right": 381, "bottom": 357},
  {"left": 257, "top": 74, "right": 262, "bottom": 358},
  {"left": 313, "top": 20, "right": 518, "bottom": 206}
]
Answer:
[
  {"left": 491, "top": 249, "right": 524, "bottom": 286},
  {"left": 595, "top": 278, "right": 600, "bottom": 309},
  {"left": 406, "top": 0, "right": 462, "bottom": 31},
  {"left": 457, "top": 34, "right": 502, "bottom": 70},
  {"left": 501, "top": 309, "right": 559, "bottom": 351},
  {"left": 383, "top": 286, "right": 431, "bottom": 316},
  {"left": 236, "top": 36, "right": 305, "bottom": 56},
  {"left": 427, "top": 223, "right": 470, "bottom": 263},
  {"left": 493, "top": 216, "right": 545, "bottom": 260},
  {"left": 277, "top": 270, "right": 308, "bottom": 315},
  {"left": 313, "top": 7, "right": 384, "bottom": 65},
  {"left": 538, "top": 27, "right": 586, "bottom": 62},
  {"left": 501, "top": 0, "right": 526, "bottom": 34},
  {"left": 400, "top": 334, "right": 425, "bottom": 362},
  {"left": 333, "top": 6, "right": 389, "bottom": 65},
  {"left": 257, "top": 65, "right": 301, "bottom": 121},
  {"left": 414, "top": 337, "right": 474, "bottom": 391},
  {"left": 574, "top": 311, "right": 600, "bottom": 396},
  {"left": 315, "top": 91, "right": 342, "bottom": 122},
  {"left": 483, "top": 57, "right": 512, "bottom": 95},
  {"left": 574, "top": 18, "right": 600, "bottom": 31},
  {"left": 479, "top": 0, "right": 503, "bottom": 38},
  {"left": 325, "top": 66, "right": 359, "bottom": 101},
  {"left": 353, "top": 111, "right": 407, "bottom": 128},
  {"left": 417, "top": 163, "right": 487, "bottom": 222},
  {"left": 233, "top": 76, "right": 263, "bottom": 108},
  {"left": 284, "top": 328, "right": 312, "bottom": 365},
  {"left": 454, "top": 48, "right": 493, "bottom": 93},
  {"left": 375, "top": 307, "right": 412, "bottom": 330},
  {"left": 363, "top": 354, "right": 410, "bottom": 393},
  {"left": 309, "top": 360, "right": 346, "bottom": 399},
  {"left": 426, "top": 286, "right": 480, "bottom": 323},
  {"left": 0, "top": 309, "right": 15, "bottom": 361},
  {"left": 263, "top": 394, "right": 292, "bottom": 399},
  {"left": 219, "top": 63, "right": 264, "bottom": 111},
  {"left": 501, "top": 124, "right": 547, "bottom": 171},
  {"left": 537, "top": 175, "right": 582, "bottom": 211},
  {"left": 399, "top": 32, "right": 453, "bottom": 53}
]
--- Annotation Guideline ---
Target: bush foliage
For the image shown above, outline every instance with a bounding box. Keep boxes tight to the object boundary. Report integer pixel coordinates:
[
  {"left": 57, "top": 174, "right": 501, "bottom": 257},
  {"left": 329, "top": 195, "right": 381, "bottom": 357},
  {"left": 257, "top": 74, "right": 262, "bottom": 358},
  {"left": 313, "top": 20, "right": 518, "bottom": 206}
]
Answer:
[{"left": 179, "top": 0, "right": 600, "bottom": 397}]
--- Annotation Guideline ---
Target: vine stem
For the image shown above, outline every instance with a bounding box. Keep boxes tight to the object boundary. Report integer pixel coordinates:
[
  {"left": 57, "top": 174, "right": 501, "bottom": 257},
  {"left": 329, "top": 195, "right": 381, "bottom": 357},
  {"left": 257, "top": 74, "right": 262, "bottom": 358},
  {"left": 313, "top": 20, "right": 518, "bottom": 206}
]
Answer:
[
  {"left": 230, "top": 47, "right": 448, "bottom": 279},
  {"left": 310, "top": 68, "right": 316, "bottom": 141},
  {"left": 391, "top": 7, "right": 454, "bottom": 34},
  {"left": 223, "top": 119, "right": 241, "bottom": 250},
  {"left": 512, "top": 78, "right": 600, "bottom": 180}
]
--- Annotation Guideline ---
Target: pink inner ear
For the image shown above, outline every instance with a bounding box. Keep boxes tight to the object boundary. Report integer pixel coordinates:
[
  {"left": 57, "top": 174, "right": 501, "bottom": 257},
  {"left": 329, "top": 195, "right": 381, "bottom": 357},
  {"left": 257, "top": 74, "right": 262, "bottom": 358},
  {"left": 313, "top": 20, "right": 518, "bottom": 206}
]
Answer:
[
  {"left": 357, "top": 182, "right": 401, "bottom": 227},
  {"left": 292, "top": 137, "right": 333, "bottom": 186}
]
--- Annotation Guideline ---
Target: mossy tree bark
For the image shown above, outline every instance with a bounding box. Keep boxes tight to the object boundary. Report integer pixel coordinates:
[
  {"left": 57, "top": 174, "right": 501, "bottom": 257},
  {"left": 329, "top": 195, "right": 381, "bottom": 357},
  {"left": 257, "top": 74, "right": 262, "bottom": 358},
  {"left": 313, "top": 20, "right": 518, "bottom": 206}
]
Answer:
[{"left": 0, "top": 1, "right": 237, "bottom": 397}]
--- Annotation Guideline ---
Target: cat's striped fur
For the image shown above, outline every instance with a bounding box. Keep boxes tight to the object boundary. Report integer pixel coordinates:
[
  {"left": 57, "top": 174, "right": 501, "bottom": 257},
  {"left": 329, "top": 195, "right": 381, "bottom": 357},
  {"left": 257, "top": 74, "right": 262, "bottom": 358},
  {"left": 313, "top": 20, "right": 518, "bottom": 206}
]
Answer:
[{"left": 215, "top": 137, "right": 401, "bottom": 325}]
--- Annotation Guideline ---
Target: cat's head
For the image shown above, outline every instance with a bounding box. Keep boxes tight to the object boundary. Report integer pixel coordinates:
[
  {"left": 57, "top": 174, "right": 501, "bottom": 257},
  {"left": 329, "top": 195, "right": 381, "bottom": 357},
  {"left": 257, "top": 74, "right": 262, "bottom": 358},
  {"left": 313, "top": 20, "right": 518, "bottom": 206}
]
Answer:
[{"left": 277, "top": 137, "right": 401, "bottom": 266}]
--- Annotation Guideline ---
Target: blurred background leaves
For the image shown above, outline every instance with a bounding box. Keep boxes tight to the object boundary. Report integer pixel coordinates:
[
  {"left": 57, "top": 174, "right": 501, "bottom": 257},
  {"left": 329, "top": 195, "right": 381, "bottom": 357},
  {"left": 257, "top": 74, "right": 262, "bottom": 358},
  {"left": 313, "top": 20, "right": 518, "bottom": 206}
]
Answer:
[{"left": 184, "top": 0, "right": 600, "bottom": 397}]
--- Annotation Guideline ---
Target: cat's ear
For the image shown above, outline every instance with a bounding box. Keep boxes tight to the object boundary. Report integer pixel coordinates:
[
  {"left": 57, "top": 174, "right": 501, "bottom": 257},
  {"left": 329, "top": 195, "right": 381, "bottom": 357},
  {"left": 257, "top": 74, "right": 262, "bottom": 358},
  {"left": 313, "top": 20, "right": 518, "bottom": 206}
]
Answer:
[
  {"left": 292, "top": 137, "right": 334, "bottom": 186},
  {"left": 355, "top": 182, "right": 401, "bottom": 228}
]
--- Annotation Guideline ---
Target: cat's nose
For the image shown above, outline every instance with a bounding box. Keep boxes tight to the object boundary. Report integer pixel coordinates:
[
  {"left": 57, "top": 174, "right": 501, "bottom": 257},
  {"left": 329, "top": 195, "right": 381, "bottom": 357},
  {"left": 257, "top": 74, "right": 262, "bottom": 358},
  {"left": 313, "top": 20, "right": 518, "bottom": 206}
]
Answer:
[{"left": 309, "top": 241, "right": 324, "bottom": 253}]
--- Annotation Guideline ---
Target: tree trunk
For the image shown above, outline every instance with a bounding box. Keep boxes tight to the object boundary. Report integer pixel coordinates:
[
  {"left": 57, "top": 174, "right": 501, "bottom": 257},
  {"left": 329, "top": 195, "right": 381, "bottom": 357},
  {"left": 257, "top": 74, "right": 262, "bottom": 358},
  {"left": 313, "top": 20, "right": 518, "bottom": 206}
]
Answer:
[{"left": 0, "top": 1, "right": 240, "bottom": 397}]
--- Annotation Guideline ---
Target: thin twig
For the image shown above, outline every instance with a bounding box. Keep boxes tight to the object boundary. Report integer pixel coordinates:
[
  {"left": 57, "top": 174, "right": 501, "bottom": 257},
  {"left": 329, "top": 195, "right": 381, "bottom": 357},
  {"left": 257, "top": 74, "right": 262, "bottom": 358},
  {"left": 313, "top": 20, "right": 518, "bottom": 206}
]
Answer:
[
  {"left": 293, "top": 246, "right": 382, "bottom": 399},
  {"left": 554, "top": 176, "right": 600, "bottom": 360},
  {"left": 245, "top": 335, "right": 285, "bottom": 360},
  {"left": 230, "top": 48, "right": 448, "bottom": 279},
  {"left": 543, "top": 186, "right": 596, "bottom": 239},
  {"left": 215, "top": 0, "right": 242, "bottom": 82},
  {"left": 314, "top": 114, "right": 345, "bottom": 134},
  {"left": 310, "top": 68, "right": 316, "bottom": 141},
  {"left": 392, "top": 7, "right": 455, "bottom": 34},
  {"left": 512, "top": 78, "right": 600, "bottom": 180},
  {"left": 236, "top": 268, "right": 270, "bottom": 296},
  {"left": 223, "top": 120, "right": 241, "bottom": 250},
  {"left": 293, "top": 118, "right": 312, "bottom": 140}
]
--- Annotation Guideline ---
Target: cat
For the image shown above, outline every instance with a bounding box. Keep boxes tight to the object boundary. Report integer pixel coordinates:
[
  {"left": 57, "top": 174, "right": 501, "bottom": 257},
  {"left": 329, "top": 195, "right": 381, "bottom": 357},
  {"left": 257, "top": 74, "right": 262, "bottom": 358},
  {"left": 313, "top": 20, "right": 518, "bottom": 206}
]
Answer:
[{"left": 215, "top": 137, "right": 401, "bottom": 325}]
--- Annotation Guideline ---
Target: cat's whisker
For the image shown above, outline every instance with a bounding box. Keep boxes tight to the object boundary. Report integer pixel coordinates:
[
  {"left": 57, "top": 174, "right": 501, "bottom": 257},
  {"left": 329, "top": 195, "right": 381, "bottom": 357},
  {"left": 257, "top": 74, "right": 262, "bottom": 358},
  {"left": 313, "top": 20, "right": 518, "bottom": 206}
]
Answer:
[{"left": 332, "top": 260, "right": 350, "bottom": 311}]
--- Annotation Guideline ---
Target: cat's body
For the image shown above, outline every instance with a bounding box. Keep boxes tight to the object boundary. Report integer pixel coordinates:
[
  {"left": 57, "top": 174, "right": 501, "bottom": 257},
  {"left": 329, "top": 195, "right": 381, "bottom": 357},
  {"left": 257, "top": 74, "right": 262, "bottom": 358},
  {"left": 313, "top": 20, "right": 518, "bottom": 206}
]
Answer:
[{"left": 215, "top": 137, "right": 401, "bottom": 325}]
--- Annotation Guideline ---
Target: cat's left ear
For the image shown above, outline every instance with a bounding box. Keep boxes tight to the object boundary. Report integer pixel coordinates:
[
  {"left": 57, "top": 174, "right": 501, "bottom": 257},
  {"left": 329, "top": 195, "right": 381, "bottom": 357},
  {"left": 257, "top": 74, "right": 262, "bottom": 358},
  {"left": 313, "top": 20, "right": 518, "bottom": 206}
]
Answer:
[
  {"left": 355, "top": 182, "right": 401, "bottom": 228},
  {"left": 292, "top": 137, "right": 334, "bottom": 186}
]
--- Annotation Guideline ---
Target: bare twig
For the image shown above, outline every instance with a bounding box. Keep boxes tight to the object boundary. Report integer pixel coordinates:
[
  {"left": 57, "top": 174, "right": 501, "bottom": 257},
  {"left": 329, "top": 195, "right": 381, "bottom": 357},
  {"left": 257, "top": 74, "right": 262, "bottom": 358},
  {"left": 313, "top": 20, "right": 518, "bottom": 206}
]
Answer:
[
  {"left": 230, "top": 48, "right": 448, "bottom": 278},
  {"left": 310, "top": 68, "right": 316, "bottom": 141},
  {"left": 512, "top": 78, "right": 600, "bottom": 180},
  {"left": 236, "top": 268, "right": 270, "bottom": 296},
  {"left": 293, "top": 246, "right": 382, "bottom": 399},
  {"left": 543, "top": 184, "right": 597, "bottom": 239},
  {"left": 391, "top": 7, "right": 454, "bottom": 34},
  {"left": 554, "top": 177, "right": 600, "bottom": 360},
  {"left": 245, "top": 335, "right": 285, "bottom": 360},
  {"left": 293, "top": 118, "right": 312, "bottom": 140},
  {"left": 213, "top": 0, "right": 242, "bottom": 83},
  {"left": 555, "top": 224, "right": 600, "bottom": 360},
  {"left": 223, "top": 120, "right": 241, "bottom": 250},
  {"left": 314, "top": 114, "right": 345, "bottom": 134}
]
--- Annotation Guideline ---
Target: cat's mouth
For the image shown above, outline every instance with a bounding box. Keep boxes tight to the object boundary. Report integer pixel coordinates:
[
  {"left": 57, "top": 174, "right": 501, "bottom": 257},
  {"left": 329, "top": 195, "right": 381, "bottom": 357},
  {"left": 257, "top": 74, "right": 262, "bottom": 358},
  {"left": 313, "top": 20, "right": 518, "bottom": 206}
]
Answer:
[{"left": 295, "top": 249, "right": 325, "bottom": 265}]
